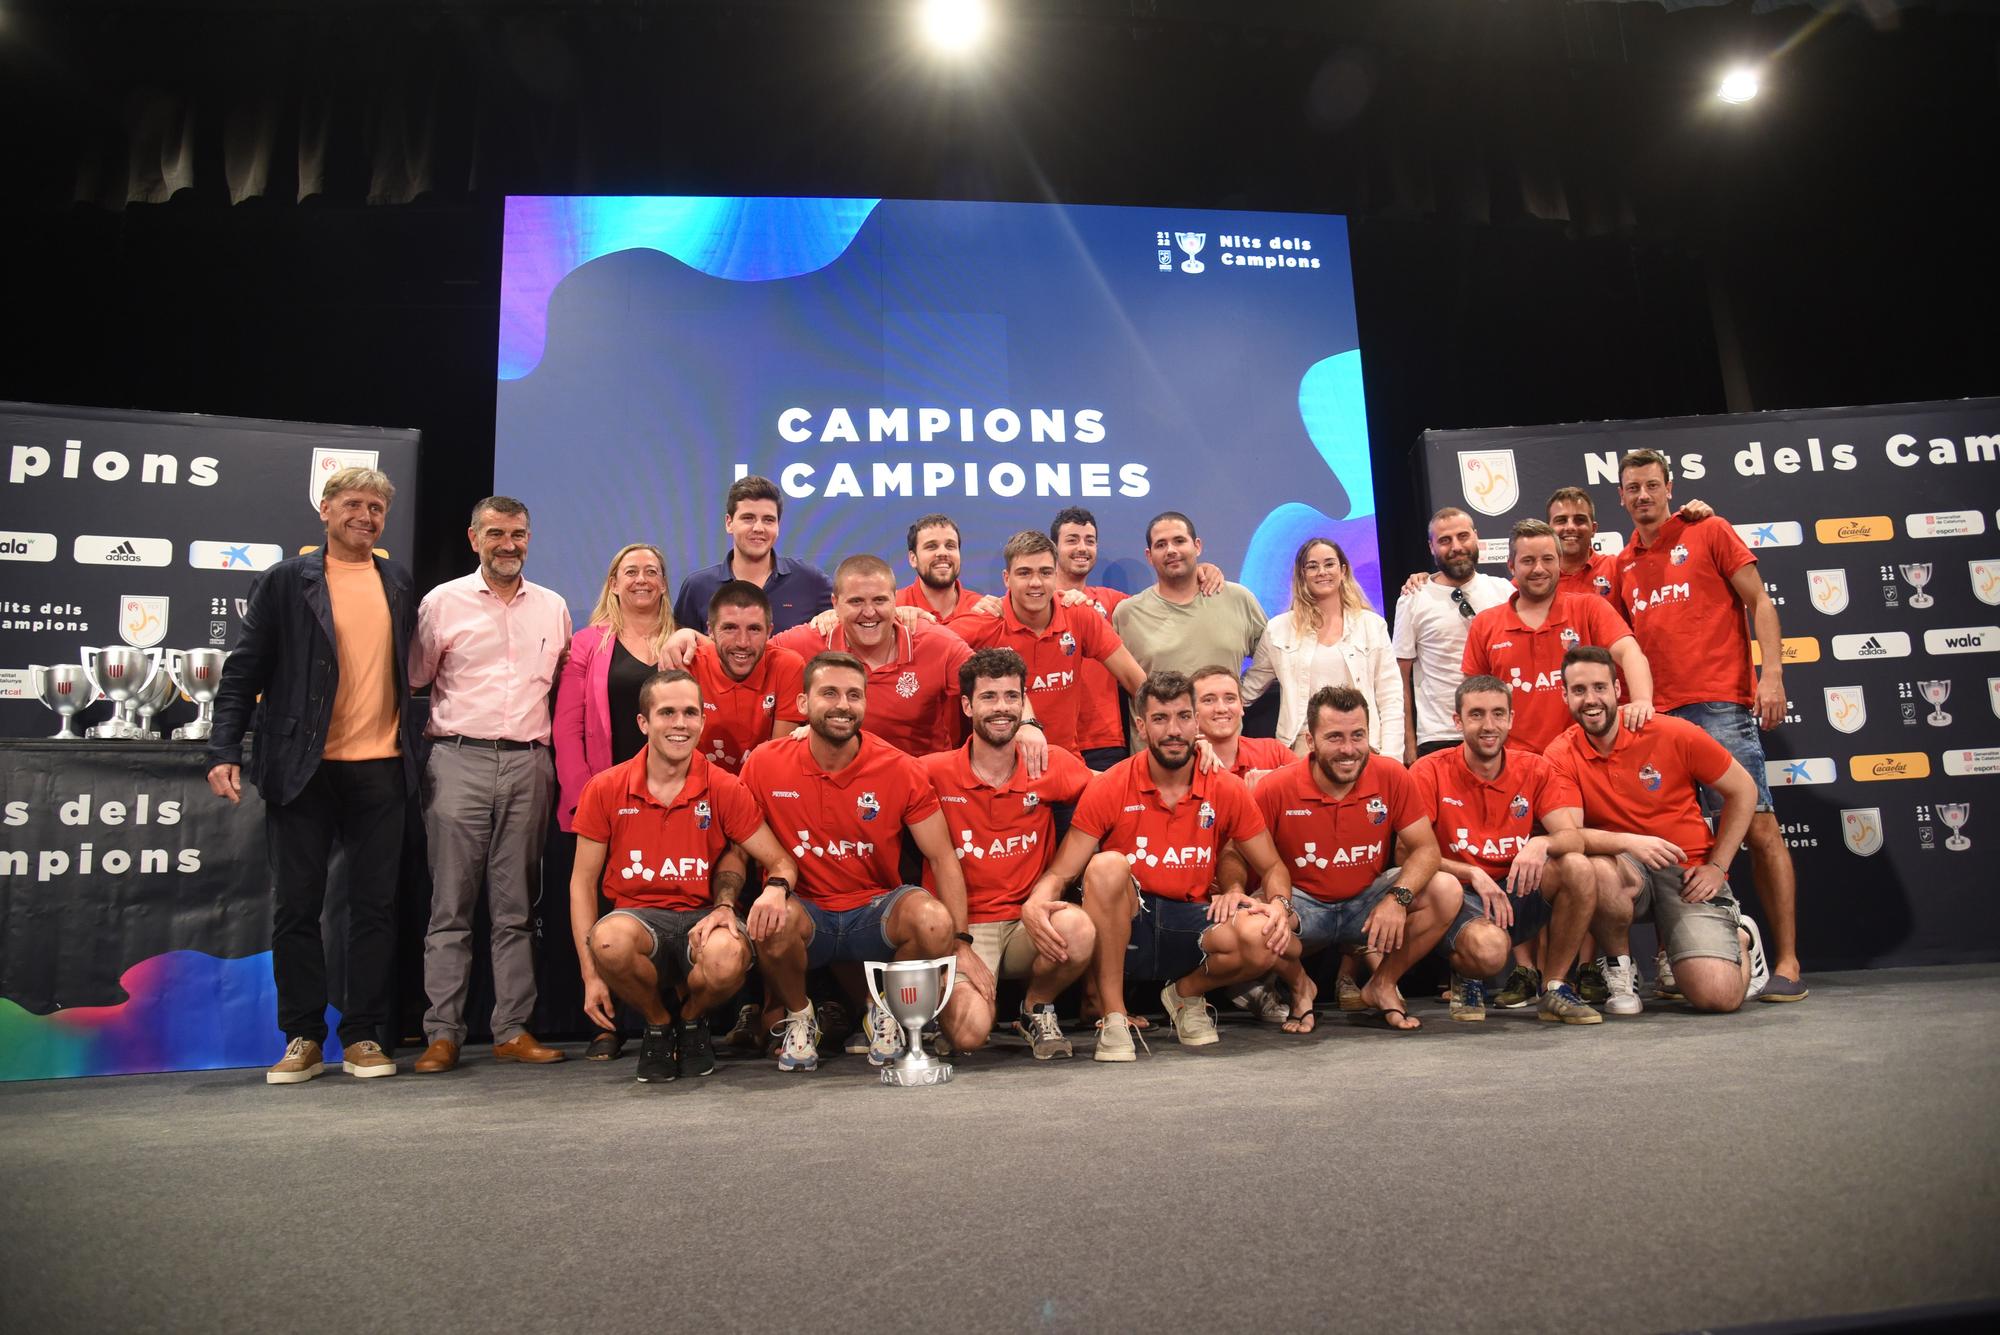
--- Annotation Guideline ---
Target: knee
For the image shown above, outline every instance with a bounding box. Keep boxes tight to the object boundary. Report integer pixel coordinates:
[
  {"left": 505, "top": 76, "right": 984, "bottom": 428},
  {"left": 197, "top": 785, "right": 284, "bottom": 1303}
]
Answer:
[
  {"left": 1554, "top": 854, "right": 1595, "bottom": 901},
  {"left": 1226, "top": 919, "right": 1277, "bottom": 973},
  {"left": 904, "top": 893, "right": 953, "bottom": 944},
  {"left": 1420, "top": 874, "right": 1457, "bottom": 915},
  {"left": 1683, "top": 982, "right": 1744, "bottom": 1014},
  {"left": 944, "top": 1002, "right": 993, "bottom": 1052},
  {"left": 1746, "top": 818, "right": 1783, "bottom": 853},
  {"left": 1059, "top": 909, "right": 1097, "bottom": 957},
  {"left": 1455, "top": 921, "right": 1510, "bottom": 977},
  {"left": 1082, "top": 853, "right": 1132, "bottom": 902},
  {"left": 588, "top": 922, "right": 641, "bottom": 970},
  {"left": 697, "top": 932, "right": 750, "bottom": 984}
]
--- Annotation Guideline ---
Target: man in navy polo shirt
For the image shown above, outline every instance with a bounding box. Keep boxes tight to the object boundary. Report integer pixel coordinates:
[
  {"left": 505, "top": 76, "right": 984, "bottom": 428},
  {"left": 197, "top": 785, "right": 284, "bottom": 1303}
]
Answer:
[{"left": 672, "top": 475, "right": 834, "bottom": 634}]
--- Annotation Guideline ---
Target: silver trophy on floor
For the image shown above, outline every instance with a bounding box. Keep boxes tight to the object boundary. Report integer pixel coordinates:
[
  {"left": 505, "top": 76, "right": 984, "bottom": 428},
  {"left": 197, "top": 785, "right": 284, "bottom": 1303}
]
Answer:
[
  {"left": 168, "top": 648, "right": 228, "bottom": 740},
  {"left": 864, "top": 957, "right": 958, "bottom": 1088},
  {"left": 82, "top": 646, "right": 162, "bottom": 739},
  {"left": 28, "top": 663, "right": 99, "bottom": 738}
]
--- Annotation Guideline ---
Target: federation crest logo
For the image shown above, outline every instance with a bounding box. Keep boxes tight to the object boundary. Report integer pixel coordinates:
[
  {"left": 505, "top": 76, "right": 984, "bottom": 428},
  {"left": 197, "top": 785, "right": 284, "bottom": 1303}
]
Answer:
[
  {"left": 1456, "top": 450, "right": 1519, "bottom": 517},
  {"left": 1058, "top": 631, "right": 1077, "bottom": 657},
  {"left": 1197, "top": 800, "right": 1216, "bottom": 830},
  {"left": 119, "top": 594, "right": 169, "bottom": 648},
  {"left": 1638, "top": 764, "right": 1662, "bottom": 792},
  {"left": 1824, "top": 685, "right": 1867, "bottom": 735},
  {"left": 1669, "top": 544, "right": 1690, "bottom": 566},
  {"left": 762, "top": 693, "right": 776, "bottom": 710},
  {"left": 1365, "top": 796, "right": 1389, "bottom": 825},
  {"left": 1593, "top": 575, "right": 1612, "bottom": 596},
  {"left": 1840, "top": 808, "right": 1883, "bottom": 857},
  {"left": 1560, "top": 627, "right": 1580, "bottom": 646},
  {"left": 1509, "top": 795, "right": 1530, "bottom": 821},
  {"left": 1971, "top": 560, "right": 2000, "bottom": 607},
  {"left": 1023, "top": 791, "right": 1040, "bottom": 811},
  {"left": 857, "top": 791, "right": 881, "bottom": 822},
  {"left": 694, "top": 799, "right": 712, "bottom": 830},
  {"left": 1807, "top": 569, "right": 1850, "bottom": 616},
  {"left": 895, "top": 671, "right": 919, "bottom": 699},
  {"left": 308, "top": 447, "right": 381, "bottom": 509}
]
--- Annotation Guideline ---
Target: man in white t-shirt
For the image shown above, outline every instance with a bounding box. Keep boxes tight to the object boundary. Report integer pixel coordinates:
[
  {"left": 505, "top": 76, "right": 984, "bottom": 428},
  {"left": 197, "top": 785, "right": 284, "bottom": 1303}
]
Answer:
[{"left": 1391, "top": 507, "right": 1515, "bottom": 764}]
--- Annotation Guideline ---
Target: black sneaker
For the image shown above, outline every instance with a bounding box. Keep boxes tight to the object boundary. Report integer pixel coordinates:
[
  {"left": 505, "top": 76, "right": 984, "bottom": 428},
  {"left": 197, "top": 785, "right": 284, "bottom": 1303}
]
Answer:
[
  {"left": 635, "top": 1025, "right": 679, "bottom": 1084},
  {"left": 678, "top": 1017, "right": 716, "bottom": 1077}
]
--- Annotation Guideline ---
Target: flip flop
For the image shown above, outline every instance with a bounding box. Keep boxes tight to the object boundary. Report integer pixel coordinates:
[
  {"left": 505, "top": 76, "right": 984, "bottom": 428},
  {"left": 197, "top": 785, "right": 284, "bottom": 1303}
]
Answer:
[
  {"left": 584, "top": 1031, "right": 625, "bottom": 1061},
  {"left": 1281, "top": 1009, "right": 1318, "bottom": 1035},
  {"left": 1368, "top": 1008, "right": 1421, "bottom": 1032}
]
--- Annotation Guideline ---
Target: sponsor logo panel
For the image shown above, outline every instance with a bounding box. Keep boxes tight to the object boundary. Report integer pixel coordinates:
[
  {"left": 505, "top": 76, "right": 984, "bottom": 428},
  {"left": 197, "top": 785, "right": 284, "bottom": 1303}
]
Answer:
[
  {"left": 0, "top": 530, "right": 58, "bottom": 562},
  {"left": 1735, "top": 521, "right": 1802, "bottom": 549},
  {"left": 73, "top": 534, "right": 173, "bottom": 567},
  {"left": 1905, "top": 510, "right": 1986, "bottom": 540},
  {"left": 1941, "top": 748, "right": 2000, "bottom": 778},
  {"left": 1848, "top": 752, "right": 1931, "bottom": 783},
  {"left": 1766, "top": 757, "right": 1835, "bottom": 787},
  {"left": 1831, "top": 632, "right": 1911, "bottom": 661},
  {"left": 188, "top": 540, "right": 284, "bottom": 572},
  {"left": 1751, "top": 637, "right": 1820, "bottom": 666},
  {"left": 1923, "top": 626, "right": 1999, "bottom": 656},
  {"left": 1815, "top": 516, "right": 1893, "bottom": 544}
]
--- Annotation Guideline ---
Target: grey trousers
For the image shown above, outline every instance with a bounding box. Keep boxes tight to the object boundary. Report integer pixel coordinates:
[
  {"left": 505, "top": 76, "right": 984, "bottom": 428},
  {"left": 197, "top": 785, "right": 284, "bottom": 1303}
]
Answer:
[{"left": 421, "top": 741, "right": 554, "bottom": 1045}]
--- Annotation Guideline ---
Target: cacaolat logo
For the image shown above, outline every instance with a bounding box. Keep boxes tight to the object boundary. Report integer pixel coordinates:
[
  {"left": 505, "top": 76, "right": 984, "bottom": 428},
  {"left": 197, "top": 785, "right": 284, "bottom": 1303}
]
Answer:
[
  {"left": 1847, "top": 752, "right": 1931, "bottom": 783},
  {"left": 1815, "top": 516, "right": 1892, "bottom": 544},
  {"left": 1751, "top": 637, "right": 1820, "bottom": 666}
]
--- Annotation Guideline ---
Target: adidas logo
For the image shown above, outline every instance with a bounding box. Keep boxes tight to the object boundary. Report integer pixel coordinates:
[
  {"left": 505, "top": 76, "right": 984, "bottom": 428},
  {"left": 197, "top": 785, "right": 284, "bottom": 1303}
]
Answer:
[{"left": 106, "top": 540, "right": 142, "bottom": 563}]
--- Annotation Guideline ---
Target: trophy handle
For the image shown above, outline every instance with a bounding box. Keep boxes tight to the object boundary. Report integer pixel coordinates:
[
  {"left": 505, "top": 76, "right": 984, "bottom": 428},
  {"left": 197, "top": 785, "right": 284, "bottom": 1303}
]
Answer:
[
  {"left": 166, "top": 648, "right": 188, "bottom": 692},
  {"left": 936, "top": 954, "right": 958, "bottom": 1012},
  {"left": 861, "top": 960, "right": 890, "bottom": 1018},
  {"left": 138, "top": 647, "right": 166, "bottom": 693}
]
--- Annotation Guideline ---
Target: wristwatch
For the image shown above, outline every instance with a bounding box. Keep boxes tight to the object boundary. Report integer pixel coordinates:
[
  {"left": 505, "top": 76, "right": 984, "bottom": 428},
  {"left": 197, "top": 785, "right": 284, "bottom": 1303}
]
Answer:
[{"left": 1390, "top": 885, "right": 1416, "bottom": 908}]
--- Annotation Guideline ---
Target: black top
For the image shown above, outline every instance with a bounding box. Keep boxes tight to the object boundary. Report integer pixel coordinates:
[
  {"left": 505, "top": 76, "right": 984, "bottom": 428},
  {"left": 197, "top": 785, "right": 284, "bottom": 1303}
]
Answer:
[{"left": 607, "top": 637, "right": 652, "bottom": 767}]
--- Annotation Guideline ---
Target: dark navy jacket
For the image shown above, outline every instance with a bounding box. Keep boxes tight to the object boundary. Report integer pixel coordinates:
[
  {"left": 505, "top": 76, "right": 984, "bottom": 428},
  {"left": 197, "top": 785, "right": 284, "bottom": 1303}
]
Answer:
[{"left": 207, "top": 550, "right": 420, "bottom": 806}]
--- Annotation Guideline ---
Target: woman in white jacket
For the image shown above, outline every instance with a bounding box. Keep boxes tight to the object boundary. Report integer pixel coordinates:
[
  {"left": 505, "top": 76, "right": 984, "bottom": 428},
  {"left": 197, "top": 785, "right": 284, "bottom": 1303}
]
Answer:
[{"left": 1242, "top": 537, "right": 1401, "bottom": 753}]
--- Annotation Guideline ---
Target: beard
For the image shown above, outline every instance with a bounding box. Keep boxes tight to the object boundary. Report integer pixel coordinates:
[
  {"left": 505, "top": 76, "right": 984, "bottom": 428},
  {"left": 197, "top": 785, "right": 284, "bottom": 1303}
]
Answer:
[
  {"left": 1146, "top": 738, "right": 1193, "bottom": 772},
  {"left": 1438, "top": 550, "right": 1475, "bottom": 581}
]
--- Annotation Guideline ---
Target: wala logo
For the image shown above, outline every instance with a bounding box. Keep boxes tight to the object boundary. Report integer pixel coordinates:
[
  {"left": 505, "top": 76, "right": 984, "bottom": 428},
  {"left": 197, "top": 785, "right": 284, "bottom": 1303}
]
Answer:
[
  {"left": 1923, "top": 626, "right": 2000, "bottom": 656},
  {"left": 1591, "top": 532, "right": 1625, "bottom": 556},
  {"left": 1905, "top": 510, "right": 1986, "bottom": 540},
  {"left": 1806, "top": 569, "right": 1849, "bottom": 615},
  {"left": 74, "top": 534, "right": 173, "bottom": 567},
  {"left": 1824, "top": 686, "right": 1866, "bottom": 734},
  {"left": 1840, "top": 808, "right": 1883, "bottom": 857},
  {"left": 1972, "top": 560, "right": 2000, "bottom": 606},
  {"left": 1832, "top": 632, "right": 1911, "bottom": 661},
  {"left": 1457, "top": 450, "right": 1518, "bottom": 516},
  {"left": 119, "top": 594, "right": 169, "bottom": 648},
  {"left": 0, "top": 530, "right": 57, "bottom": 562},
  {"left": 308, "top": 447, "right": 380, "bottom": 508},
  {"left": 1848, "top": 752, "right": 1931, "bottom": 783},
  {"left": 1815, "top": 516, "right": 1893, "bottom": 544}
]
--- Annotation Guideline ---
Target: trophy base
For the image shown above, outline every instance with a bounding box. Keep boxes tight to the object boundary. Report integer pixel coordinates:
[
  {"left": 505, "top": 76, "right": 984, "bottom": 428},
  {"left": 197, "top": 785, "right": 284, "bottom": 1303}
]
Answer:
[
  {"left": 1908, "top": 594, "right": 1935, "bottom": 608},
  {"left": 49, "top": 724, "right": 83, "bottom": 739},
  {"left": 87, "top": 722, "right": 142, "bottom": 740},
  {"left": 1926, "top": 711, "right": 1953, "bottom": 727},
  {"left": 1945, "top": 835, "right": 1971, "bottom": 851},
  {"left": 172, "top": 722, "right": 213, "bottom": 741},
  {"left": 879, "top": 1061, "right": 953, "bottom": 1088}
]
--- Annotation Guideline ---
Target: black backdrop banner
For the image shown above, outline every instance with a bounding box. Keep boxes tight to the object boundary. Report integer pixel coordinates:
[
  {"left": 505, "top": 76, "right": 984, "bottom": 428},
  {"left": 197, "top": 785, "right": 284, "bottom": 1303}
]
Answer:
[
  {"left": 1416, "top": 396, "right": 2000, "bottom": 969},
  {"left": 0, "top": 401, "right": 420, "bottom": 739}
]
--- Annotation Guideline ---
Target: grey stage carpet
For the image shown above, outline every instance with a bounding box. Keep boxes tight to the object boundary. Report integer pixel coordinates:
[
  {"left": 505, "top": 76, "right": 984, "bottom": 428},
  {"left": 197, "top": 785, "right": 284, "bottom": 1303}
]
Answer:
[{"left": 3, "top": 966, "right": 1998, "bottom": 1334}]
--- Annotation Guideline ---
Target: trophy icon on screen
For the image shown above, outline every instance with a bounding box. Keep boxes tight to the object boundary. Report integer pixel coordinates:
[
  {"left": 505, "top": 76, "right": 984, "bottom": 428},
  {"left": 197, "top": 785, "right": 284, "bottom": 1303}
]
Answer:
[
  {"left": 1919, "top": 679, "right": 1953, "bottom": 727},
  {"left": 1899, "top": 562, "right": 1935, "bottom": 609},
  {"left": 28, "top": 663, "right": 98, "bottom": 738},
  {"left": 1937, "top": 802, "right": 1971, "bottom": 852},
  {"left": 168, "top": 648, "right": 228, "bottom": 740},
  {"left": 1173, "top": 232, "right": 1206, "bottom": 274}
]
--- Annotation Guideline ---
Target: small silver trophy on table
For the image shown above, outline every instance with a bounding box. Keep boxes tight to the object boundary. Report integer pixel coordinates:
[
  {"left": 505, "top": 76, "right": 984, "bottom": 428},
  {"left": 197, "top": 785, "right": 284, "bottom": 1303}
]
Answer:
[
  {"left": 864, "top": 957, "right": 958, "bottom": 1088},
  {"left": 1899, "top": 562, "right": 1935, "bottom": 609},
  {"left": 82, "top": 646, "right": 162, "bottom": 739},
  {"left": 168, "top": 648, "right": 228, "bottom": 740},
  {"left": 28, "top": 664, "right": 98, "bottom": 738},
  {"left": 132, "top": 667, "right": 180, "bottom": 739},
  {"left": 1919, "top": 680, "right": 1953, "bottom": 728},
  {"left": 1937, "top": 802, "right": 1971, "bottom": 852}
]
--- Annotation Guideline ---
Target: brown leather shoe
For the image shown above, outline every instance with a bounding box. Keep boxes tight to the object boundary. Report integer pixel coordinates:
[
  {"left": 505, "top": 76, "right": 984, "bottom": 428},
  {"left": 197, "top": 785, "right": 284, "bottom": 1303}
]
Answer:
[
  {"left": 413, "top": 1038, "right": 460, "bottom": 1073},
  {"left": 493, "top": 1032, "right": 565, "bottom": 1064}
]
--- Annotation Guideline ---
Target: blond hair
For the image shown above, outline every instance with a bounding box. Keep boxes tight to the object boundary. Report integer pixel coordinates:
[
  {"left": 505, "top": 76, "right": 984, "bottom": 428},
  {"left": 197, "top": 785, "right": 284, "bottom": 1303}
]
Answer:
[
  {"left": 320, "top": 466, "right": 394, "bottom": 506},
  {"left": 1290, "top": 537, "right": 1370, "bottom": 633},
  {"left": 587, "top": 543, "right": 676, "bottom": 664}
]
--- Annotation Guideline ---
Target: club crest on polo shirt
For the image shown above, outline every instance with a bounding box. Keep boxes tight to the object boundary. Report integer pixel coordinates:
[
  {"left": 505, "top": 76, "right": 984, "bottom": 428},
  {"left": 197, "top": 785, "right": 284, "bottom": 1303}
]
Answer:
[
  {"left": 1198, "top": 800, "right": 1216, "bottom": 829},
  {"left": 1638, "top": 764, "right": 1663, "bottom": 791},
  {"left": 896, "top": 671, "right": 920, "bottom": 698},
  {"left": 762, "top": 693, "right": 776, "bottom": 710},
  {"left": 1670, "top": 544, "right": 1690, "bottom": 566},
  {"left": 694, "top": 799, "right": 712, "bottom": 830},
  {"left": 1560, "top": 626, "right": 1580, "bottom": 647},
  {"left": 1366, "top": 796, "right": 1389, "bottom": 825},
  {"left": 1058, "top": 630, "right": 1078, "bottom": 656},
  {"left": 857, "top": 791, "right": 881, "bottom": 821},
  {"left": 1594, "top": 574, "right": 1612, "bottom": 595},
  {"left": 1510, "top": 794, "right": 1530, "bottom": 820},
  {"left": 1023, "top": 791, "right": 1040, "bottom": 810}
]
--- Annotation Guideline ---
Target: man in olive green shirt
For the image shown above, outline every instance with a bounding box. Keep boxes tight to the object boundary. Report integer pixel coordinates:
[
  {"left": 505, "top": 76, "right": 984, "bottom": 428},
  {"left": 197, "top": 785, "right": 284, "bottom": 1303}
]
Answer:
[{"left": 1111, "top": 511, "right": 1268, "bottom": 683}]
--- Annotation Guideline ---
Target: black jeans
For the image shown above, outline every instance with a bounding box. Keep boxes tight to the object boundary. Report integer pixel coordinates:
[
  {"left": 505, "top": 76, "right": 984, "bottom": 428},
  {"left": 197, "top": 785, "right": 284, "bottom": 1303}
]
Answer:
[{"left": 267, "top": 757, "right": 405, "bottom": 1047}]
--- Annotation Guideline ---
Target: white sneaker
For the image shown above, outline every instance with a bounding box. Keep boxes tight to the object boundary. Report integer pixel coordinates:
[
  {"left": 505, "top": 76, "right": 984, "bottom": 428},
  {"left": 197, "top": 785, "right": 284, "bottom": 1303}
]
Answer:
[
  {"left": 776, "top": 1005, "right": 819, "bottom": 1071},
  {"left": 1741, "top": 916, "right": 1771, "bottom": 1001},
  {"left": 1093, "top": 1012, "right": 1139, "bottom": 1062},
  {"left": 866, "top": 1002, "right": 903, "bottom": 1066},
  {"left": 1160, "top": 983, "right": 1220, "bottom": 1046},
  {"left": 1654, "top": 949, "right": 1682, "bottom": 999},
  {"left": 1227, "top": 977, "right": 1290, "bottom": 1025},
  {"left": 1600, "top": 954, "right": 1642, "bottom": 1016}
]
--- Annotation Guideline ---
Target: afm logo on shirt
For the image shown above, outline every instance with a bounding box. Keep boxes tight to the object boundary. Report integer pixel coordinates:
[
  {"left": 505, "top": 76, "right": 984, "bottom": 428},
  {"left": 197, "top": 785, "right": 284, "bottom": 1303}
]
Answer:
[{"left": 1847, "top": 752, "right": 1932, "bottom": 783}]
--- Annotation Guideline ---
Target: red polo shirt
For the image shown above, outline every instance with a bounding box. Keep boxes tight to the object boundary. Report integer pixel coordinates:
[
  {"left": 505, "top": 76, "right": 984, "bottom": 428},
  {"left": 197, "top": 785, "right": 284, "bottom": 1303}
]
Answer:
[
  {"left": 1614, "top": 515, "right": 1757, "bottom": 711},
  {"left": 739, "top": 731, "right": 942, "bottom": 911},
  {"left": 1220, "top": 735, "right": 1298, "bottom": 779},
  {"left": 1409, "top": 744, "right": 1580, "bottom": 884},
  {"left": 1253, "top": 753, "right": 1423, "bottom": 904},
  {"left": 1544, "top": 715, "right": 1733, "bottom": 868},
  {"left": 1557, "top": 552, "right": 1624, "bottom": 612},
  {"left": 1461, "top": 591, "right": 1633, "bottom": 753},
  {"left": 686, "top": 641, "right": 806, "bottom": 774},
  {"left": 949, "top": 598, "right": 1124, "bottom": 751},
  {"left": 1070, "top": 754, "right": 1264, "bottom": 903},
  {"left": 1072, "top": 584, "right": 1130, "bottom": 752},
  {"left": 895, "top": 581, "right": 984, "bottom": 626},
  {"left": 571, "top": 751, "right": 763, "bottom": 912},
  {"left": 770, "top": 618, "right": 971, "bottom": 756},
  {"left": 919, "top": 742, "right": 1094, "bottom": 921}
]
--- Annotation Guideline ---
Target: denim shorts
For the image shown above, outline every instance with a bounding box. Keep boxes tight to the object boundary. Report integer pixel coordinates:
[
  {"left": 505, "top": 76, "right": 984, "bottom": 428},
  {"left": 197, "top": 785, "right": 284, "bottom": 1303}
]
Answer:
[
  {"left": 605, "top": 906, "right": 753, "bottom": 982},
  {"left": 801, "top": 886, "right": 919, "bottom": 970},
  {"left": 1620, "top": 856, "right": 1743, "bottom": 963},
  {"left": 1446, "top": 880, "right": 1554, "bottom": 950},
  {"left": 1124, "top": 892, "right": 1219, "bottom": 982},
  {"left": 1667, "top": 702, "right": 1775, "bottom": 814},
  {"left": 1291, "top": 869, "right": 1400, "bottom": 952}
]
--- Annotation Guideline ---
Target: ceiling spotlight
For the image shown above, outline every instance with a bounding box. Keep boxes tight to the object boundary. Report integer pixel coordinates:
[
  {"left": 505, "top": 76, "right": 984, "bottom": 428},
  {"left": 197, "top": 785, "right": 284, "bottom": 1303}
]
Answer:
[
  {"left": 920, "top": 0, "right": 988, "bottom": 54},
  {"left": 1717, "top": 67, "right": 1761, "bottom": 104}
]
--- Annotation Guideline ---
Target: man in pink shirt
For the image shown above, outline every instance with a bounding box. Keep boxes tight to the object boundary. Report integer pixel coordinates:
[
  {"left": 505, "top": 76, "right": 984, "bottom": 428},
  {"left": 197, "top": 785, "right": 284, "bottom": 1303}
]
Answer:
[{"left": 409, "top": 495, "right": 574, "bottom": 1073}]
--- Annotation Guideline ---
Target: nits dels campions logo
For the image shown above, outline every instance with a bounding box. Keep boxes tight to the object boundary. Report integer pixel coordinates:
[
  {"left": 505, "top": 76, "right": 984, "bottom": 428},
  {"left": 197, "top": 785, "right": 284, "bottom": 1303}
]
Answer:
[{"left": 1457, "top": 450, "right": 1518, "bottom": 516}]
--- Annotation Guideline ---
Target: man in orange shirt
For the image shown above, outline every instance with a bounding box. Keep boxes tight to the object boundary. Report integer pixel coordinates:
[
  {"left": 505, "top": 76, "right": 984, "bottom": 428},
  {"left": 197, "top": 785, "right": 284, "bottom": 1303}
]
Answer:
[
  {"left": 569, "top": 671, "right": 804, "bottom": 1083},
  {"left": 683, "top": 581, "right": 806, "bottom": 773},
  {"left": 1546, "top": 646, "right": 1769, "bottom": 1015},
  {"left": 1615, "top": 449, "right": 1804, "bottom": 1000},
  {"left": 1024, "top": 672, "right": 1294, "bottom": 1061},
  {"left": 896, "top": 513, "right": 984, "bottom": 625},
  {"left": 923, "top": 648, "right": 1097, "bottom": 1059},
  {"left": 739, "top": 652, "right": 968, "bottom": 1069}
]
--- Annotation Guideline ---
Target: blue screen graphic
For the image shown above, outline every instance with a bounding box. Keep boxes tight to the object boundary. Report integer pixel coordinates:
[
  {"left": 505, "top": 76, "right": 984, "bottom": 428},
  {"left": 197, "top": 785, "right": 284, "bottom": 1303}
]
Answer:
[{"left": 496, "top": 196, "right": 1379, "bottom": 621}]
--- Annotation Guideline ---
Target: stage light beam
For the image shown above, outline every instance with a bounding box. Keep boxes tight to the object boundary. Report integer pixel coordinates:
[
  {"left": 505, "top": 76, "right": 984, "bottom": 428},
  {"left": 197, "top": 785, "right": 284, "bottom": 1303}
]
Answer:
[
  {"left": 919, "top": 0, "right": 988, "bottom": 55},
  {"left": 1717, "top": 67, "right": 1762, "bottom": 104}
]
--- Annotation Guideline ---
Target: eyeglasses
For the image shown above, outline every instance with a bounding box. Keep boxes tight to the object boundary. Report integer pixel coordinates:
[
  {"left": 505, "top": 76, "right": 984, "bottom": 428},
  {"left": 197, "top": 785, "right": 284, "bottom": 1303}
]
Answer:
[
  {"left": 1450, "top": 588, "right": 1475, "bottom": 619},
  {"left": 1302, "top": 561, "right": 1345, "bottom": 575}
]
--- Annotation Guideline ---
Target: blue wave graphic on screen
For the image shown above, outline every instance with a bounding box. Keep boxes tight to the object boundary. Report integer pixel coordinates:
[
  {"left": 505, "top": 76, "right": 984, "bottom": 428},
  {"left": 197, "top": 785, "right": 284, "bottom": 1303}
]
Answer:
[
  {"left": 1240, "top": 350, "right": 1381, "bottom": 615},
  {"left": 499, "top": 196, "right": 881, "bottom": 380}
]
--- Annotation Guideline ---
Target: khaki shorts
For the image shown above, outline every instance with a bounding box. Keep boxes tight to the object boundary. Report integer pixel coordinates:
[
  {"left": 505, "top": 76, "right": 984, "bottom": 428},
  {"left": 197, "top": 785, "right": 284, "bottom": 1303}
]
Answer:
[
  {"left": 1621, "top": 856, "right": 1743, "bottom": 964},
  {"left": 969, "top": 918, "right": 1042, "bottom": 979}
]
